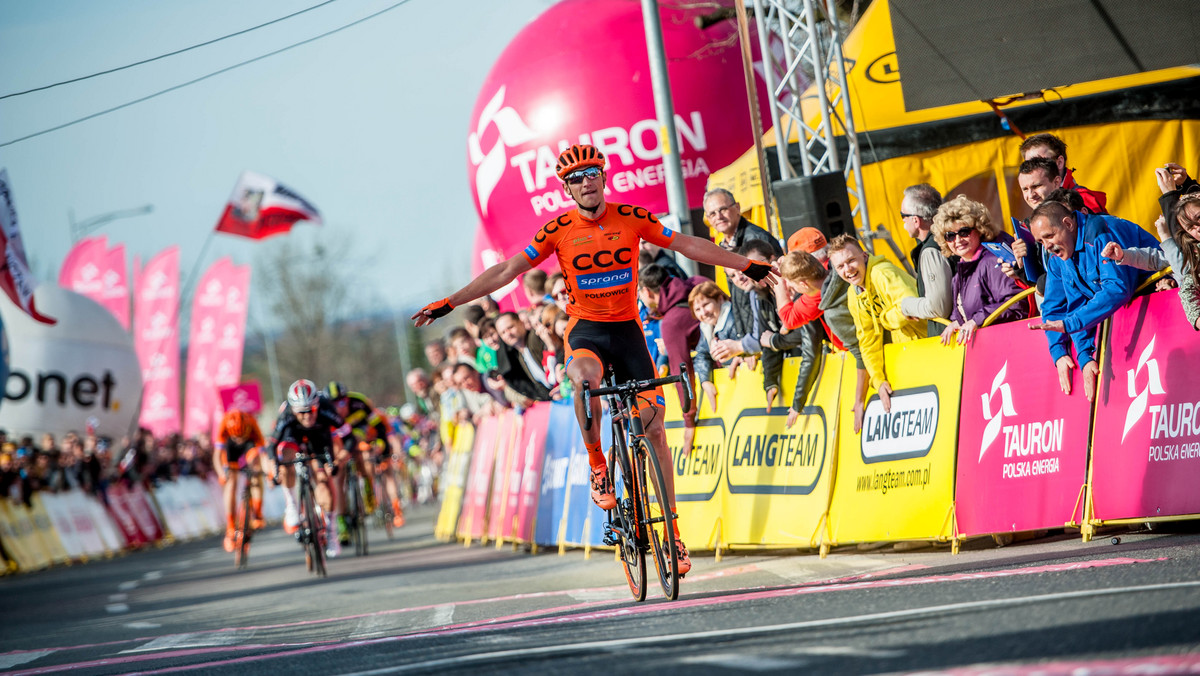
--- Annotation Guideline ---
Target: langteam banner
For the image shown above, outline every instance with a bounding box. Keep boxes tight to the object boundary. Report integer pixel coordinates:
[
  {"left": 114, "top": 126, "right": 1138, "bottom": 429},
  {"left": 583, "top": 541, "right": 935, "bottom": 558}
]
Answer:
[
  {"left": 827, "top": 338, "right": 963, "bottom": 544},
  {"left": 721, "top": 353, "right": 843, "bottom": 548},
  {"left": 956, "top": 319, "right": 1091, "bottom": 536},
  {"left": 663, "top": 383, "right": 726, "bottom": 548},
  {"left": 435, "top": 423, "right": 476, "bottom": 541},
  {"left": 1093, "top": 289, "right": 1200, "bottom": 520}
]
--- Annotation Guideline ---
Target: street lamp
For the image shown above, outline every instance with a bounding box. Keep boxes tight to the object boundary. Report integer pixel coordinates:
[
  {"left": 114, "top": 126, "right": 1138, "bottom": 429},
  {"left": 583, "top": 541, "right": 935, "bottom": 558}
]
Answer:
[{"left": 69, "top": 204, "right": 154, "bottom": 242}]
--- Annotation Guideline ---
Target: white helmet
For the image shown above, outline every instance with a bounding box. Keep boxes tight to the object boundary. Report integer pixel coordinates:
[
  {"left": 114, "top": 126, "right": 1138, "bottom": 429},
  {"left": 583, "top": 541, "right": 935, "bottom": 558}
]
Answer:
[
  {"left": 399, "top": 403, "right": 418, "bottom": 423},
  {"left": 287, "top": 379, "right": 320, "bottom": 412}
]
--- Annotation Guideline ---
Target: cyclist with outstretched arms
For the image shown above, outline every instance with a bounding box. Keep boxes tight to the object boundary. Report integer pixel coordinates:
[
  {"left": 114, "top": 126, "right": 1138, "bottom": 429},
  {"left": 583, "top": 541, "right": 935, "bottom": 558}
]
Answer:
[
  {"left": 212, "top": 409, "right": 266, "bottom": 553},
  {"left": 413, "top": 144, "right": 777, "bottom": 574},
  {"left": 324, "top": 382, "right": 407, "bottom": 536},
  {"left": 267, "top": 379, "right": 349, "bottom": 558}
]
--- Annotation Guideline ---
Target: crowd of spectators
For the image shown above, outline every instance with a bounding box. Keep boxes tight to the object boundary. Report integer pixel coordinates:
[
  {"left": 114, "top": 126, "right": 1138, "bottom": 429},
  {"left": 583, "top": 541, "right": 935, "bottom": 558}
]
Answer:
[
  {"left": 0, "top": 422, "right": 217, "bottom": 508},
  {"left": 418, "top": 136, "right": 1195, "bottom": 446}
]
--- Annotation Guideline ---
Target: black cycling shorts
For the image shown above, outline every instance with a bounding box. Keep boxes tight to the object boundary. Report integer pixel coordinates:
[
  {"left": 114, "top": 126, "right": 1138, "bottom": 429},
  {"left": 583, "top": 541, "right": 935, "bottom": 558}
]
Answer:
[{"left": 563, "top": 317, "right": 656, "bottom": 386}]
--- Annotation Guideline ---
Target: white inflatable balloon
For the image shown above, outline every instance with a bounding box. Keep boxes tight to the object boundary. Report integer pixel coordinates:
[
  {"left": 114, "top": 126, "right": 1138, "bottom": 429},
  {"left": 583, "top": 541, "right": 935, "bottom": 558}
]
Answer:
[{"left": 0, "top": 285, "right": 143, "bottom": 439}]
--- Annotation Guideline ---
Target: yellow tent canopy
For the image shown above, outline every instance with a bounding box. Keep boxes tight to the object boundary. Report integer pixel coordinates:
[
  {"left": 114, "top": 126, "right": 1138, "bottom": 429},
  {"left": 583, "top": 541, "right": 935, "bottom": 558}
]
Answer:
[{"left": 710, "top": 0, "right": 1200, "bottom": 264}]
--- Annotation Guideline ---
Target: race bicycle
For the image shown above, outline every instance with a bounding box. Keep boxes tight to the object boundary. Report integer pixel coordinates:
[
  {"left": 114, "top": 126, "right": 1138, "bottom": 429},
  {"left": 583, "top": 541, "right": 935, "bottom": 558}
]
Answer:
[
  {"left": 275, "top": 448, "right": 333, "bottom": 577},
  {"left": 232, "top": 461, "right": 260, "bottom": 569},
  {"left": 583, "top": 364, "right": 693, "bottom": 602},
  {"left": 344, "top": 452, "right": 369, "bottom": 557}
]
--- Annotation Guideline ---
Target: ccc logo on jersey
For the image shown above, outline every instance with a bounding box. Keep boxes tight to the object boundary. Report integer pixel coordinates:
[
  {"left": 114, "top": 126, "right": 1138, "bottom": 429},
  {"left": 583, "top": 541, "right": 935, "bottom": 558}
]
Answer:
[
  {"left": 534, "top": 214, "right": 573, "bottom": 244},
  {"left": 616, "top": 205, "right": 656, "bottom": 221},
  {"left": 572, "top": 248, "right": 633, "bottom": 270}
]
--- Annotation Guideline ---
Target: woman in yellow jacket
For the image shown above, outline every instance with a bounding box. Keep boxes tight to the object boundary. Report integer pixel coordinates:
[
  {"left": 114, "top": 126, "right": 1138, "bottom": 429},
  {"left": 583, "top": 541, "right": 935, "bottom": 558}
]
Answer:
[{"left": 827, "top": 234, "right": 924, "bottom": 431}]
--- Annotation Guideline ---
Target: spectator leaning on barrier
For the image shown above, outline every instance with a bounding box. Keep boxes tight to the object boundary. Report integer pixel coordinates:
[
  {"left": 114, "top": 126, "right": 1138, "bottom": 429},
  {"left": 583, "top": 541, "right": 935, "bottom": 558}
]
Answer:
[
  {"left": 773, "top": 250, "right": 837, "bottom": 427},
  {"left": 703, "top": 187, "right": 784, "bottom": 257},
  {"left": 1020, "top": 132, "right": 1108, "bottom": 215},
  {"left": 689, "top": 281, "right": 736, "bottom": 413},
  {"left": 494, "top": 311, "right": 556, "bottom": 404},
  {"left": 717, "top": 239, "right": 787, "bottom": 407},
  {"left": 828, "top": 234, "right": 923, "bottom": 431},
  {"left": 1104, "top": 168, "right": 1200, "bottom": 330},
  {"left": 897, "top": 184, "right": 953, "bottom": 337},
  {"left": 1028, "top": 200, "right": 1162, "bottom": 401},
  {"left": 931, "top": 195, "right": 1029, "bottom": 345}
]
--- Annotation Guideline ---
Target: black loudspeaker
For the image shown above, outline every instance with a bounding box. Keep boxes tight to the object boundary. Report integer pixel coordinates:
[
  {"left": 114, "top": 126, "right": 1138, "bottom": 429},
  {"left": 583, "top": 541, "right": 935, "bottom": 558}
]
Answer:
[{"left": 772, "top": 172, "right": 853, "bottom": 243}]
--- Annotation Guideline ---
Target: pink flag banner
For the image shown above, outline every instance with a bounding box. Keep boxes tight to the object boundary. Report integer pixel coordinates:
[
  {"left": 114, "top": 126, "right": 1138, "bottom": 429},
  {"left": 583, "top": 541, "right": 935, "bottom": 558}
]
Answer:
[
  {"left": 183, "top": 258, "right": 241, "bottom": 437},
  {"left": 487, "top": 411, "right": 518, "bottom": 541},
  {"left": 1092, "top": 289, "right": 1200, "bottom": 521},
  {"left": 954, "top": 319, "right": 1092, "bottom": 537},
  {"left": 134, "top": 247, "right": 182, "bottom": 437},
  {"left": 58, "top": 236, "right": 130, "bottom": 329},
  {"left": 512, "top": 402, "right": 551, "bottom": 543},
  {"left": 219, "top": 381, "right": 262, "bottom": 415},
  {"left": 459, "top": 414, "right": 502, "bottom": 541}
]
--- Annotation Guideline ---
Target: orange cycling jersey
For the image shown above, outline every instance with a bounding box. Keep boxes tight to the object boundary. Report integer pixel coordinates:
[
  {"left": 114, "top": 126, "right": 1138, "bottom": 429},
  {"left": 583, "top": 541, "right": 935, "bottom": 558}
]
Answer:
[{"left": 522, "top": 203, "right": 676, "bottom": 322}]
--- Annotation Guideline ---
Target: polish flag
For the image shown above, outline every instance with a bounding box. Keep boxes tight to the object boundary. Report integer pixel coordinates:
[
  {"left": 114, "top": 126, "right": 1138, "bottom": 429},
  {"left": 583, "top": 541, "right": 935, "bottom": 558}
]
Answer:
[
  {"left": 215, "top": 171, "right": 321, "bottom": 240},
  {"left": 0, "top": 169, "right": 55, "bottom": 324}
]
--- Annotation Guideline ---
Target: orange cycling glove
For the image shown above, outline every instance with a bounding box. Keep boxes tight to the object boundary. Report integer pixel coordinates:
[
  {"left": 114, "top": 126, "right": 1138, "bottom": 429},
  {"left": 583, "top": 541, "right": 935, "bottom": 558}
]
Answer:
[
  {"left": 742, "top": 260, "right": 773, "bottom": 282},
  {"left": 420, "top": 297, "right": 454, "bottom": 320}
]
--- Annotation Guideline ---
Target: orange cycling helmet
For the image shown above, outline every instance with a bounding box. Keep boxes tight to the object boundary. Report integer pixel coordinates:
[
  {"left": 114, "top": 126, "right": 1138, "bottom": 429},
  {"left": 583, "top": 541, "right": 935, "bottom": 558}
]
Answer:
[
  {"left": 555, "top": 144, "right": 606, "bottom": 180},
  {"left": 222, "top": 409, "right": 256, "bottom": 440}
]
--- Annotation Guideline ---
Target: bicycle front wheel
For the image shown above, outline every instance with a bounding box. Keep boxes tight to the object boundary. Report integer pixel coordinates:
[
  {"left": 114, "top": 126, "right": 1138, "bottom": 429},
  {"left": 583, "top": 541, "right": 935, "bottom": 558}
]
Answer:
[
  {"left": 301, "top": 481, "right": 327, "bottom": 577},
  {"left": 638, "top": 437, "right": 679, "bottom": 600},
  {"left": 351, "top": 474, "right": 368, "bottom": 557},
  {"left": 236, "top": 483, "right": 252, "bottom": 569},
  {"left": 609, "top": 438, "right": 646, "bottom": 602}
]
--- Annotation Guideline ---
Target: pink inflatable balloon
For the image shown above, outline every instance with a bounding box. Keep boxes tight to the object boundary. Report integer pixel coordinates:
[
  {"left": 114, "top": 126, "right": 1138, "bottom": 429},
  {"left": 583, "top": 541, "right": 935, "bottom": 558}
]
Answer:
[{"left": 468, "top": 0, "right": 769, "bottom": 289}]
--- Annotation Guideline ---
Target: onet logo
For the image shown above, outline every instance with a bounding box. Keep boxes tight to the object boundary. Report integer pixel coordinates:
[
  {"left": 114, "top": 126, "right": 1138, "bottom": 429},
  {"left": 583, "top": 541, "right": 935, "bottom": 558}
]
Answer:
[
  {"left": 1123, "top": 336, "right": 1166, "bottom": 441},
  {"left": 468, "top": 86, "right": 539, "bottom": 217},
  {"left": 979, "top": 361, "right": 1017, "bottom": 461}
]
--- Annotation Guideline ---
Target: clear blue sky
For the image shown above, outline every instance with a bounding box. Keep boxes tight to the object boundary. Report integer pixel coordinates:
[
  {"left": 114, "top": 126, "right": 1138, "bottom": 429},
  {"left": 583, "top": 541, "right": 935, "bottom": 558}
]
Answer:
[{"left": 0, "top": 0, "right": 556, "bottom": 317}]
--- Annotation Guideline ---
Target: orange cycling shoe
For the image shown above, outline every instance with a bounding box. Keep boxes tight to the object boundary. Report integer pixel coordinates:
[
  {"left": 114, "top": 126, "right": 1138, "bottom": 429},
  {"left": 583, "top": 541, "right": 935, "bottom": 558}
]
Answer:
[
  {"left": 675, "top": 537, "right": 692, "bottom": 576},
  {"left": 590, "top": 466, "right": 616, "bottom": 510}
]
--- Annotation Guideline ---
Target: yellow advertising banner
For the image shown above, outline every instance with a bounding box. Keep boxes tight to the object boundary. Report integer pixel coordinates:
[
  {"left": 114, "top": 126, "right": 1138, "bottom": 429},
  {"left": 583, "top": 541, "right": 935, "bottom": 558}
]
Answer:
[
  {"left": 435, "top": 423, "right": 476, "bottom": 541},
  {"left": 0, "top": 501, "right": 51, "bottom": 571},
  {"left": 827, "top": 338, "right": 964, "bottom": 544},
  {"left": 663, "top": 371, "right": 727, "bottom": 549},
  {"left": 720, "top": 352, "right": 844, "bottom": 548}
]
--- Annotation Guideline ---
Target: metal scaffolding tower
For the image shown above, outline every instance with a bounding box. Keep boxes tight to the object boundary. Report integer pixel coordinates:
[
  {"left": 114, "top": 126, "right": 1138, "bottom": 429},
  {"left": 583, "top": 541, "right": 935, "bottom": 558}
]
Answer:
[{"left": 751, "top": 0, "right": 875, "bottom": 248}]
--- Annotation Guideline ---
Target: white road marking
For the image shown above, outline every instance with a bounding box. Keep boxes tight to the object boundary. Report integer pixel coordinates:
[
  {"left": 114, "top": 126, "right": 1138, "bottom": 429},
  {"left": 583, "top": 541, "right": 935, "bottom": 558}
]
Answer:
[
  {"left": 105, "top": 603, "right": 130, "bottom": 613},
  {"left": 143, "top": 570, "right": 163, "bottom": 581},
  {"left": 429, "top": 604, "right": 455, "bottom": 627},
  {"left": 109, "top": 593, "right": 128, "bottom": 602},
  {"left": 336, "top": 580, "right": 1200, "bottom": 675},
  {"left": 0, "top": 650, "right": 56, "bottom": 669},
  {"left": 118, "top": 581, "right": 139, "bottom": 591},
  {"left": 124, "top": 621, "right": 163, "bottom": 630},
  {"left": 682, "top": 653, "right": 807, "bottom": 670},
  {"left": 120, "top": 632, "right": 241, "bottom": 653}
]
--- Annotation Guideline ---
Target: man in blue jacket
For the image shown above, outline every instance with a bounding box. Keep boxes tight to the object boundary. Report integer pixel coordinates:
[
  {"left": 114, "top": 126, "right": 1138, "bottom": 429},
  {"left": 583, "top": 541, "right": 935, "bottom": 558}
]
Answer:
[{"left": 1028, "top": 200, "right": 1161, "bottom": 402}]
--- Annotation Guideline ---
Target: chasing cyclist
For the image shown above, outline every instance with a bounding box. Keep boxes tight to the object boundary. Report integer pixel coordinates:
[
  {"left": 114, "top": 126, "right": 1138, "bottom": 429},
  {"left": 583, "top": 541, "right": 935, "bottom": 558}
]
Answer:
[
  {"left": 324, "top": 382, "right": 406, "bottom": 539},
  {"left": 413, "top": 144, "right": 777, "bottom": 575},
  {"left": 267, "top": 379, "right": 348, "bottom": 558},
  {"left": 213, "top": 409, "right": 266, "bottom": 553}
]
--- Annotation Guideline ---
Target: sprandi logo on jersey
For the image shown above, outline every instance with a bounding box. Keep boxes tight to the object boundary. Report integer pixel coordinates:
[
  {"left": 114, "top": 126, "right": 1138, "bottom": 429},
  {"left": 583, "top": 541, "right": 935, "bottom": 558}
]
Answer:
[{"left": 468, "top": 86, "right": 713, "bottom": 218}]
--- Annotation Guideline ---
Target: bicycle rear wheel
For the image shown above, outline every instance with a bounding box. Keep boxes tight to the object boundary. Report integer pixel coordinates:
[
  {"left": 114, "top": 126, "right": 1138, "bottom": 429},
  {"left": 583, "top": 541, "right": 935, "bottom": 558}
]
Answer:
[
  {"left": 609, "top": 438, "right": 646, "bottom": 602},
  {"left": 301, "top": 481, "right": 327, "bottom": 577},
  {"left": 638, "top": 437, "right": 679, "bottom": 600}
]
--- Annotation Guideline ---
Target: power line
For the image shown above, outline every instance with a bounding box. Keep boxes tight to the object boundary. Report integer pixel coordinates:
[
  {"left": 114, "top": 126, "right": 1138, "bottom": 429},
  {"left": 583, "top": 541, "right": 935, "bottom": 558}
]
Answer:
[
  {"left": 0, "top": 0, "right": 340, "bottom": 101},
  {"left": 0, "top": 0, "right": 415, "bottom": 149}
]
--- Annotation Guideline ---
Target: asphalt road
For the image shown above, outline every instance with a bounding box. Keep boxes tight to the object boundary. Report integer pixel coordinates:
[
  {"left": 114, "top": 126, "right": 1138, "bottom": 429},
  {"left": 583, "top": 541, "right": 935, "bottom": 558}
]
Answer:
[{"left": 2, "top": 505, "right": 1199, "bottom": 675}]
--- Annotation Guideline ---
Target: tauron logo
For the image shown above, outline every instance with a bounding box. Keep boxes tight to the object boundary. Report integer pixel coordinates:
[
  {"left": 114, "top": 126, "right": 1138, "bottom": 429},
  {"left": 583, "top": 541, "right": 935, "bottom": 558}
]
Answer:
[
  {"left": 979, "top": 361, "right": 1016, "bottom": 461},
  {"left": 467, "top": 86, "right": 538, "bottom": 217},
  {"left": 1123, "top": 336, "right": 1165, "bottom": 442}
]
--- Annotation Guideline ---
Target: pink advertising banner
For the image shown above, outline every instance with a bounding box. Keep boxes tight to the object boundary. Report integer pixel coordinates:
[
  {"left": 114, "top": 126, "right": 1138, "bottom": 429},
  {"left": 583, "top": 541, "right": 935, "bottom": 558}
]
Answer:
[
  {"left": 512, "top": 402, "right": 551, "bottom": 543},
  {"left": 59, "top": 236, "right": 130, "bottom": 329},
  {"left": 955, "top": 318, "right": 1092, "bottom": 536},
  {"left": 1092, "top": 289, "right": 1200, "bottom": 520},
  {"left": 134, "top": 247, "right": 181, "bottom": 437},
  {"left": 219, "top": 380, "right": 262, "bottom": 414},
  {"left": 486, "top": 411, "right": 518, "bottom": 541},
  {"left": 184, "top": 258, "right": 250, "bottom": 438},
  {"left": 459, "top": 414, "right": 502, "bottom": 540}
]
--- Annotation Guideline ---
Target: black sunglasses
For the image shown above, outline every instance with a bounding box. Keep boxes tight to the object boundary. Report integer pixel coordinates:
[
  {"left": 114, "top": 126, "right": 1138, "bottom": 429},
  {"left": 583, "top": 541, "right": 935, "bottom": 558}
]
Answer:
[{"left": 943, "top": 226, "right": 976, "bottom": 242}]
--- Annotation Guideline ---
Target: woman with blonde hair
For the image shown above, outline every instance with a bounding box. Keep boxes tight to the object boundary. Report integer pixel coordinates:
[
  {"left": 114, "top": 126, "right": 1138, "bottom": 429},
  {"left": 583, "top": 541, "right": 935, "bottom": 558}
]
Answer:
[{"left": 932, "top": 195, "right": 1028, "bottom": 344}]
